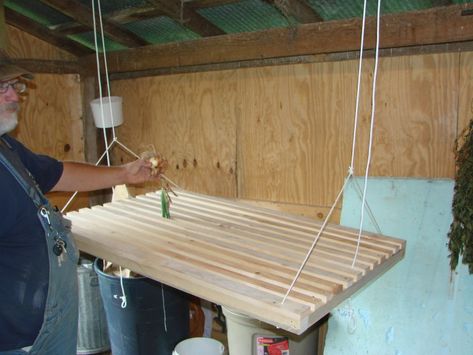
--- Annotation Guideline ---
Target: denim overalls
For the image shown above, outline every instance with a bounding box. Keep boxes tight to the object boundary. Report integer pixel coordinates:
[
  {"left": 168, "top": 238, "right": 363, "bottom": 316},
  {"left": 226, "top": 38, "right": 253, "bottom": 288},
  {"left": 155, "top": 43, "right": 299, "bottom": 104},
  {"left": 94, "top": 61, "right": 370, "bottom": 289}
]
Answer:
[{"left": 0, "top": 139, "right": 79, "bottom": 355}]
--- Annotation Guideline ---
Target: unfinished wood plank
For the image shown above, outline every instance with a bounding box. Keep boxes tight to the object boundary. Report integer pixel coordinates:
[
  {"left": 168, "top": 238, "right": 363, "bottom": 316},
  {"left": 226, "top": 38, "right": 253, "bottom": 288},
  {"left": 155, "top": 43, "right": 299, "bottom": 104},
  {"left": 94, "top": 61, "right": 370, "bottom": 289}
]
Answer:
[
  {"left": 68, "top": 189, "right": 405, "bottom": 334},
  {"left": 362, "top": 53, "right": 458, "bottom": 178},
  {"left": 5, "top": 25, "right": 76, "bottom": 61},
  {"left": 142, "top": 192, "right": 395, "bottom": 265},
  {"left": 89, "top": 206, "right": 343, "bottom": 298},
  {"left": 70, "top": 212, "right": 321, "bottom": 308},
  {"left": 111, "top": 70, "right": 237, "bottom": 198},
  {"left": 134, "top": 195, "right": 380, "bottom": 269},
  {"left": 89, "top": 4, "right": 473, "bottom": 74},
  {"left": 160, "top": 190, "right": 402, "bottom": 253},
  {"left": 101, "top": 200, "right": 359, "bottom": 288}
]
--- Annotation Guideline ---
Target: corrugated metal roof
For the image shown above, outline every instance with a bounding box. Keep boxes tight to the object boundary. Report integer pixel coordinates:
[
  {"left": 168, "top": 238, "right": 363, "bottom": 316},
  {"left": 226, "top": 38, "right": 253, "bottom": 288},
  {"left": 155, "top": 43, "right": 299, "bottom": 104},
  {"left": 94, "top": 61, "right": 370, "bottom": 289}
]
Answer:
[
  {"left": 124, "top": 16, "right": 200, "bottom": 44},
  {"left": 4, "top": 0, "right": 473, "bottom": 55},
  {"left": 197, "top": 0, "right": 297, "bottom": 33},
  {"left": 5, "top": 0, "right": 71, "bottom": 26}
]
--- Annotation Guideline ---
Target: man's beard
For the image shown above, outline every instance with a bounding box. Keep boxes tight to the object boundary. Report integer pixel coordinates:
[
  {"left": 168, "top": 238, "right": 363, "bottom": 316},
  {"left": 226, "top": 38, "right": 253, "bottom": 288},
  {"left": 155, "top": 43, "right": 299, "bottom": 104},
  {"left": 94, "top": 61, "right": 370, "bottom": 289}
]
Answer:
[{"left": 0, "top": 103, "right": 19, "bottom": 135}]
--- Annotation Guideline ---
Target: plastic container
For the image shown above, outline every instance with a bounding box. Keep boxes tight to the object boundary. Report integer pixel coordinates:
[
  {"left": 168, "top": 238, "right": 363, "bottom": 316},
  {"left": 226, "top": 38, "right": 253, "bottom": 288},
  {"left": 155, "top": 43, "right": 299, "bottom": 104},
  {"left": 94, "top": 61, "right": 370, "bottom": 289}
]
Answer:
[
  {"left": 222, "top": 307, "right": 318, "bottom": 355},
  {"left": 90, "top": 96, "right": 123, "bottom": 128},
  {"left": 77, "top": 258, "right": 110, "bottom": 354},
  {"left": 94, "top": 259, "right": 190, "bottom": 355},
  {"left": 172, "top": 337, "right": 225, "bottom": 355}
]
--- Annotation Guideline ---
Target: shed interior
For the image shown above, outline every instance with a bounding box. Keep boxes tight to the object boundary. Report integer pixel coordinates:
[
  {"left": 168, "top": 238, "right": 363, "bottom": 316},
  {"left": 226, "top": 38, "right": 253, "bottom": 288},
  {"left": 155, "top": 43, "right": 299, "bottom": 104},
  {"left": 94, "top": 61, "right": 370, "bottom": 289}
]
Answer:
[{"left": 1, "top": 1, "right": 473, "bottom": 354}]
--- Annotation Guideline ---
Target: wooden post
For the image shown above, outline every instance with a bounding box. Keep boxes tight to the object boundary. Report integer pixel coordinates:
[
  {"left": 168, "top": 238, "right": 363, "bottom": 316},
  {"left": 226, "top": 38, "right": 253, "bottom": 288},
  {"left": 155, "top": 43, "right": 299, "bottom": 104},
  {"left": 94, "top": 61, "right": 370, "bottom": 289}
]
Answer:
[
  {"left": 81, "top": 74, "right": 111, "bottom": 207},
  {"left": 0, "top": 0, "right": 7, "bottom": 51},
  {"left": 81, "top": 75, "right": 98, "bottom": 164}
]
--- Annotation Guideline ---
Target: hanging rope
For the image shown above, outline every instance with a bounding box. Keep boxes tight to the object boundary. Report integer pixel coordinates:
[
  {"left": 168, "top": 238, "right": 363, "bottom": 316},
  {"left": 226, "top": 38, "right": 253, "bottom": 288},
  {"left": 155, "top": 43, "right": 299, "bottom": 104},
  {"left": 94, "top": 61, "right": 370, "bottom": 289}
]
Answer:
[
  {"left": 91, "top": 0, "right": 111, "bottom": 168},
  {"left": 96, "top": 0, "right": 118, "bottom": 141},
  {"left": 282, "top": 0, "right": 382, "bottom": 303},
  {"left": 352, "top": 0, "right": 382, "bottom": 267}
]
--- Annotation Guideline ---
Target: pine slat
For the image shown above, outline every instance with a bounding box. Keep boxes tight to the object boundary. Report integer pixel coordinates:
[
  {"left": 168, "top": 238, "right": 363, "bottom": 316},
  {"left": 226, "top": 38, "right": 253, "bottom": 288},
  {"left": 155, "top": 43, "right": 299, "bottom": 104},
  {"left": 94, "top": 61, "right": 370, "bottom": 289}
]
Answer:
[{"left": 68, "top": 189, "right": 405, "bottom": 334}]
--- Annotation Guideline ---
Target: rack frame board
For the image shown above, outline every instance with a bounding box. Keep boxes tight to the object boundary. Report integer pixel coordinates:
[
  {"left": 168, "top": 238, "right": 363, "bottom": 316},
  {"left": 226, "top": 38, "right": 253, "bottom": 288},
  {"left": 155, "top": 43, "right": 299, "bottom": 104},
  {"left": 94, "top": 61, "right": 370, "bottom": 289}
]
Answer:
[{"left": 67, "top": 189, "right": 405, "bottom": 335}]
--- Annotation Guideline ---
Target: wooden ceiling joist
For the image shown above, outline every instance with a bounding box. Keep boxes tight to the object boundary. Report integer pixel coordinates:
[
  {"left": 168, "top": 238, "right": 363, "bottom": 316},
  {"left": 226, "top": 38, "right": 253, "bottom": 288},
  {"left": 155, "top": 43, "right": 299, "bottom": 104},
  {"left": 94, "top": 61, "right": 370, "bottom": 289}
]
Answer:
[
  {"left": 266, "top": 0, "right": 324, "bottom": 24},
  {"left": 39, "top": 0, "right": 150, "bottom": 48},
  {"left": 87, "top": 3, "right": 473, "bottom": 75},
  {"left": 5, "top": 8, "right": 92, "bottom": 57},
  {"left": 14, "top": 59, "right": 80, "bottom": 74},
  {"left": 186, "top": 0, "right": 244, "bottom": 9},
  {"left": 147, "top": 0, "right": 225, "bottom": 37},
  {"left": 48, "top": 5, "right": 166, "bottom": 36}
]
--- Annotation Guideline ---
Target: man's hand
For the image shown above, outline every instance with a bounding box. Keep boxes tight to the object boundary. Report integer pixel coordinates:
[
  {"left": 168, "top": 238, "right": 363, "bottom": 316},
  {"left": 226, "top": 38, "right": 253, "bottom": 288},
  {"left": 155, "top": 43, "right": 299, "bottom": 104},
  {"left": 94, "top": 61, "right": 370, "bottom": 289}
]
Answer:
[{"left": 124, "top": 157, "right": 168, "bottom": 185}]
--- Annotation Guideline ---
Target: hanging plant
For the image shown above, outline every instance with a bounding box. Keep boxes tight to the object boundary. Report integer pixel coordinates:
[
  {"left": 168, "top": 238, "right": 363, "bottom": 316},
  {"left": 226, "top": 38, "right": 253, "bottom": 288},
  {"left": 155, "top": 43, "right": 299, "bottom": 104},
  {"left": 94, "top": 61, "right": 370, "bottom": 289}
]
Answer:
[{"left": 448, "top": 115, "right": 473, "bottom": 274}]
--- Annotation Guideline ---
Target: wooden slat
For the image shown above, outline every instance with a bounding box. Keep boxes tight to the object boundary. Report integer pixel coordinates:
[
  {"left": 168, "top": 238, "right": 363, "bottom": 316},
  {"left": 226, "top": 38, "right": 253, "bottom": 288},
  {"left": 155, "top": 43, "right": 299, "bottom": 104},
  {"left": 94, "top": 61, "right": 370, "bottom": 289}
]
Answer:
[
  {"left": 68, "top": 189, "right": 405, "bottom": 334},
  {"left": 106, "top": 199, "right": 363, "bottom": 286}
]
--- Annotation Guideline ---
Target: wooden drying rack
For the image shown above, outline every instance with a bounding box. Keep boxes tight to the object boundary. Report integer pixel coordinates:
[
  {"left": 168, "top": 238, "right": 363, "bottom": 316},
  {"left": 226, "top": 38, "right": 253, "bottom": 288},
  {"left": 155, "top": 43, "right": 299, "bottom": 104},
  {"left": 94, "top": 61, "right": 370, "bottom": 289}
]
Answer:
[{"left": 67, "top": 189, "right": 405, "bottom": 335}]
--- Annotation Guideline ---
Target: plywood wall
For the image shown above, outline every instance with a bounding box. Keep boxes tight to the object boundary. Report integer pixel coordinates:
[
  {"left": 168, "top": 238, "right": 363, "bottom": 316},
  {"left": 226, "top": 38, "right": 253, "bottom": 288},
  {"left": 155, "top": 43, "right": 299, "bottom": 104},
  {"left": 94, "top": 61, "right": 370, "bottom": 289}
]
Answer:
[
  {"left": 111, "top": 51, "right": 469, "bottom": 222},
  {"left": 5, "top": 26, "right": 86, "bottom": 211},
  {"left": 12, "top": 74, "right": 87, "bottom": 211},
  {"left": 459, "top": 51, "right": 473, "bottom": 134},
  {"left": 5, "top": 24, "right": 76, "bottom": 61},
  {"left": 111, "top": 70, "right": 238, "bottom": 198}
]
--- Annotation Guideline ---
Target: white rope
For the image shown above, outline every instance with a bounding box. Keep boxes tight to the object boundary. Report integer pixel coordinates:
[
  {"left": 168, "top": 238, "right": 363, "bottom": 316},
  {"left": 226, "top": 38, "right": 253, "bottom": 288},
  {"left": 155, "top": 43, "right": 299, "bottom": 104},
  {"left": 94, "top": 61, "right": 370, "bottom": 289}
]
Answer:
[
  {"left": 281, "top": 171, "right": 352, "bottom": 304},
  {"left": 91, "top": 0, "right": 111, "bottom": 168},
  {"left": 349, "top": 0, "right": 368, "bottom": 172},
  {"left": 114, "top": 138, "right": 140, "bottom": 159},
  {"left": 282, "top": 0, "right": 382, "bottom": 302},
  {"left": 118, "top": 266, "right": 128, "bottom": 308},
  {"left": 161, "top": 284, "right": 168, "bottom": 332},
  {"left": 61, "top": 139, "right": 118, "bottom": 213},
  {"left": 352, "top": 178, "right": 383, "bottom": 235},
  {"left": 93, "top": 0, "right": 129, "bottom": 306},
  {"left": 96, "top": 0, "right": 118, "bottom": 140},
  {"left": 352, "top": 0, "right": 382, "bottom": 268}
]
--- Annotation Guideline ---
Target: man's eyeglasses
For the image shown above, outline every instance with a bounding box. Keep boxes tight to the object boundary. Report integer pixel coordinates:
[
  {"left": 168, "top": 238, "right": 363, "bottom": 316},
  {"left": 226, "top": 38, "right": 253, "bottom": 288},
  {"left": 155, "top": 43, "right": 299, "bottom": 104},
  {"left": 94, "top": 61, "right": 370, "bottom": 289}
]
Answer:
[{"left": 0, "top": 81, "right": 27, "bottom": 94}]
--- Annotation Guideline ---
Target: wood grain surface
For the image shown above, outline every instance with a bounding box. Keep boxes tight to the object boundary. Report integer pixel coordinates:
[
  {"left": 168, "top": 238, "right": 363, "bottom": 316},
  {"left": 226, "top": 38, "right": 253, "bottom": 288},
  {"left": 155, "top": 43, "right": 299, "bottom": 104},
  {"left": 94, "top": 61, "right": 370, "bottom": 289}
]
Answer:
[
  {"left": 6, "top": 25, "right": 76, "bottom": 61},
  {"left": 111, "top": 70, "right": 237, "bottom": 198},
  {"left": 459, "top": 51, "right": 473, "bottom": 135},
  {"left": 112, "top": 52, "right": 461, "bottom": 223},
  {"left": 68, "top": 189, "right": 405, "bottom": 334},
  {"left": 13, "top": 73, "right": 88, "bottom": 211}
]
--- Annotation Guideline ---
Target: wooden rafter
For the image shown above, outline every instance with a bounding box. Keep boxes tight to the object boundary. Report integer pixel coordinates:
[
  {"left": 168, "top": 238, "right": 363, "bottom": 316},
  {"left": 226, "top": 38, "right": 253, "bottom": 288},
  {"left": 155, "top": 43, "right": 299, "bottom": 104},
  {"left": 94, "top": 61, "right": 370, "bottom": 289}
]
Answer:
[
  {"left": 431, "top": 0, "right": 453, "bottom": 5},
  {"left": 39, "top": 0, "right": 150, "bottom": 48},
  {"left": 48, "top": 4, "right": 166, "bottom": 36},
  {"left": 104, "top": 5, "right": 165, "bottom": 24},
  {"left": 84, "top": 3, "right": 473, "bottom": 74},
  {"left": 185, "top": 0, "right": 242, "bottom": 9},
  {"left": 266, "top": 0, "right": 324, "bottom": 24},
  {"left": 13, "top": 59, "right": 80, "bottom": 74},
  {"left": 146, "top": 0, "right": 224, "bottom": 37},
  {"left": 5, "top": 8, "right": 91, "bottom": 57}
]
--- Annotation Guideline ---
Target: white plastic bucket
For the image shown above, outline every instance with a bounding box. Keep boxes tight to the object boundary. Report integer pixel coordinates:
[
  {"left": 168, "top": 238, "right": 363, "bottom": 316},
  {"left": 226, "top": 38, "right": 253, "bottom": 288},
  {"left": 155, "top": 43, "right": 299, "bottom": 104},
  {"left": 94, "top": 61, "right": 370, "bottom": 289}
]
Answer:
[
  {"left": 90, "top": 96, "right": 123, "bottom": 128},
  {"left": 222, "top": 307, "right": 318, "bottom": 355},
  {"left": 172, "top": 337, "right": 225, "bottom": 355}
]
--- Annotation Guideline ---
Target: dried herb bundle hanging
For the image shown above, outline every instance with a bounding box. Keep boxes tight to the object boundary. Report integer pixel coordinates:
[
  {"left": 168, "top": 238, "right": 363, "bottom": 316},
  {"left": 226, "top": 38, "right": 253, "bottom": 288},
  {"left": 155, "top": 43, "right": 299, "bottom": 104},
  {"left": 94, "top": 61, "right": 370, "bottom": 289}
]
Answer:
[{"left": 448, "top": 117, "right": 473, "bottom": 273}]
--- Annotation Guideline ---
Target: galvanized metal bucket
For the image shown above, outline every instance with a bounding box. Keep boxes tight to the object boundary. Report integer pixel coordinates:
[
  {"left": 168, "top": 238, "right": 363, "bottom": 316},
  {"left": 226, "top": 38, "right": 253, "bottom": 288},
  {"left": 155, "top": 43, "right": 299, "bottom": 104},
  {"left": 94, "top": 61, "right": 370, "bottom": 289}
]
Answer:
[{"left": 77, "top": 258, "right": 110, "bottom": 354}]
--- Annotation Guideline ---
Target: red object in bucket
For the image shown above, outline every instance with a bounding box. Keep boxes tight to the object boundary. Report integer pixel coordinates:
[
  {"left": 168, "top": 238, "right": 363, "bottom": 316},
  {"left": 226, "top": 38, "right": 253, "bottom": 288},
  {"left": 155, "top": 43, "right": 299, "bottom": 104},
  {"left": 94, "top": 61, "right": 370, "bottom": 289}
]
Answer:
[{"left": 255, "top": 335, "right": 289, "bottom": 355}]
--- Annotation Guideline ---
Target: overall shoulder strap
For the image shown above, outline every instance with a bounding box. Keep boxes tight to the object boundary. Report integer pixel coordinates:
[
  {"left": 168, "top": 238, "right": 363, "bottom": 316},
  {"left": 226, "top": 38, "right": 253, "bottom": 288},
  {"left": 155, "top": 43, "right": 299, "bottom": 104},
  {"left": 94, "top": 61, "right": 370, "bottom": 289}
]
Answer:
[{"left": 0, "top": 136, "right": 47, "bottom": 208}]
